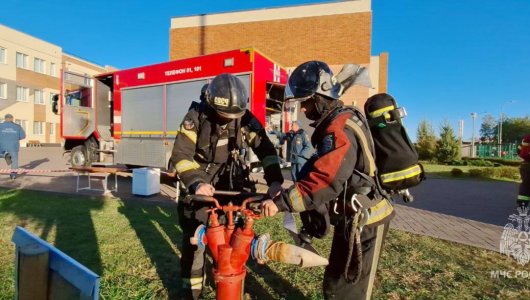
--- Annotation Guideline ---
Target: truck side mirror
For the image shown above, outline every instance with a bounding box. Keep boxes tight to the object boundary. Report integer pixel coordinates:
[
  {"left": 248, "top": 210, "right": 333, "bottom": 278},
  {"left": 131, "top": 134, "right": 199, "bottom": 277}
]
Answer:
[{"left": 52, "top": 94, "right": 59, "bottom": 114}]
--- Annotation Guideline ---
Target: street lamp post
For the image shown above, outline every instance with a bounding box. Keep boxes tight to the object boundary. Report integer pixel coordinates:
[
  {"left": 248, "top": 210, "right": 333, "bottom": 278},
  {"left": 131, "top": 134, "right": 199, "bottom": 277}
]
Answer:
[
  {"left": 471, "top": 112, "right": 477, "bottom": 158},
  {"left": 499, "top": 100, "right": 516, "bottom": 157}
]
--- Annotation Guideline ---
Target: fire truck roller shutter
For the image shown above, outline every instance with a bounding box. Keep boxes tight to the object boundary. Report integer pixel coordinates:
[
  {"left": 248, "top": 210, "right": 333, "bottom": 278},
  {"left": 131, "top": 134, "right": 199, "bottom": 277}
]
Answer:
[
  {"left": 117, "top": 85, "right": 166, "bottom": 167},
  {"left": 165, "top": 75, "right": 251, "bottom": 138}
]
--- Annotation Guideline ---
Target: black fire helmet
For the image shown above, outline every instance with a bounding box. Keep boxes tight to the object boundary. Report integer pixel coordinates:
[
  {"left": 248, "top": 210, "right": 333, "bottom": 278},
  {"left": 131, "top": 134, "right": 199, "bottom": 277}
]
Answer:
[
  {"left": 206, "top": 73, "right": 248, "bottom": 119},
  {"left": 285, "top": 61, "right": 341, "bottom": 102}
]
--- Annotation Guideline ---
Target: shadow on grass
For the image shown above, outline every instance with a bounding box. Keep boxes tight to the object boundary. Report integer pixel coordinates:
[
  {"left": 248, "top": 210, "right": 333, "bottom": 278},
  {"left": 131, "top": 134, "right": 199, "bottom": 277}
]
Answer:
[
  {"left": 0, "top": 188, "right": 104, "bottom": 275},
  {"left": 118, "top": 200, "right": 183, "bottom": 299},
  {"left": 118, "top": 194, "right": 307, "bottom": 299},
  {"left": 246, "top": 261, "right": 308, "bottom": 300}
]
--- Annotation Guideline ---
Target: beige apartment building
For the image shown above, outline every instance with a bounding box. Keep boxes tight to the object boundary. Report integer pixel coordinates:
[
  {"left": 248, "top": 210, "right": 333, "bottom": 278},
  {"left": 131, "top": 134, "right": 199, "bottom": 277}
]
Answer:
[
  {"left": 170, "top": 0, "right": 388, "bottom": 108},
  {"left": 0, "top": 24, "right": 109, "bottom": 146}
]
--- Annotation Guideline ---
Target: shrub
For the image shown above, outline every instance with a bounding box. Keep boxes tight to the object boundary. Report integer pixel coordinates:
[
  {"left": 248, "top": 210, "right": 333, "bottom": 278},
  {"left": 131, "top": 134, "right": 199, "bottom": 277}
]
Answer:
[
  {"left": 463, "top": 157, "right": 522, "bottom": 167},
  {"left": 469, "top": 160, "right": 495, "bottom": 167},
  {"left": 469, "top": 169, "right": 483, "bottom": 177},
  {"left": 468, "top": 167, "right": 520, "bottom": 180},
  {"left": 449, "top": 160, "right": 467, "bottom": 166},
  {"left": 451, "top": 168, "right": 464, "bottom": 176},
  {"left": 497, "top": 167, "right": 521, "bottom": 180}
]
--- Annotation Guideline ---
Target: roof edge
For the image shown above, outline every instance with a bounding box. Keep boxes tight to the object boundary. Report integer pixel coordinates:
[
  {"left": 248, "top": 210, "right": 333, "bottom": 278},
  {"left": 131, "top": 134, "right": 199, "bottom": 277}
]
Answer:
[{"left": 170, "top": 0, "right": 371, "bottom": 29}]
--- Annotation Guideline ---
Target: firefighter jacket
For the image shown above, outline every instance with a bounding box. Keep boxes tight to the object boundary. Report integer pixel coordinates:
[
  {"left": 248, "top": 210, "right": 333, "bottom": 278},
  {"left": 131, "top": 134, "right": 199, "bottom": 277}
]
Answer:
[
  {"left": 170, "top": 108, "right": 283, "bottom": 191},
  {"left": 270, "top": 129, "right": 312, "bottom": 164},
  {"left": 518, "top": 135, "right": 530, "bottom": 161},
  {"left": 273, "top": 106, "right": 393, "bottom": 224}
]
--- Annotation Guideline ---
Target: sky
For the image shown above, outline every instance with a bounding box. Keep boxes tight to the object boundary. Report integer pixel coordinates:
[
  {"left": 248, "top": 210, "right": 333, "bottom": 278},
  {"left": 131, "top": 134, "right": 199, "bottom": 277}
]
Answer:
[{"left": 1, "top": 0, "right": 529, "bottom": 141}]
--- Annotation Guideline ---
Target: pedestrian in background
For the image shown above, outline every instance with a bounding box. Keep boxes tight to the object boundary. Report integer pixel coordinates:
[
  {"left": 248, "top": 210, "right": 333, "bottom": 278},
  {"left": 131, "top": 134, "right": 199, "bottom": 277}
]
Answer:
[
  {"left": 517, "top": 134, "right": 530, "bottom": 209},
  {"left": 267, "top": 121, "right": 312, "bottom": 181},
  {"left": 0, "top": 114, "right": 26, "bottom": 179}
]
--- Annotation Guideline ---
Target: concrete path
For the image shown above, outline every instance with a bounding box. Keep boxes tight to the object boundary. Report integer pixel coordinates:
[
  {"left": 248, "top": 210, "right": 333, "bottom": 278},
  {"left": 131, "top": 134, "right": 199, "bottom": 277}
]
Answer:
[
  {"left": 391, "top": 204, "right": 503, "bottom": 252},
  {"left": 0, "top": 148, "right": 512, "bottom": 253}
]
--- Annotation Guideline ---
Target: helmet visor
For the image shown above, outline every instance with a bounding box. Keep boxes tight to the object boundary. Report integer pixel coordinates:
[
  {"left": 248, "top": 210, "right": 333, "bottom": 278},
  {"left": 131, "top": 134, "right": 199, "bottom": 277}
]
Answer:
[
  {"left": 284, "top": 65, "right": 321, "bottom": 102},
  {"left": 284, "top": 83, "right": 312, "bottom": 102}
]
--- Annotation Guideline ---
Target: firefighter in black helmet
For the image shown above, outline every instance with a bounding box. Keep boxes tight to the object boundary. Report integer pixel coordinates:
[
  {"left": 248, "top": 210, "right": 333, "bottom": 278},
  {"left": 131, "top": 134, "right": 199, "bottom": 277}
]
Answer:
[
  {"left": 171, "top": 73, "right": 284, "bottom": 300},
  {"left": 262, "top": 61, "right": 393, "bottom": 300}
]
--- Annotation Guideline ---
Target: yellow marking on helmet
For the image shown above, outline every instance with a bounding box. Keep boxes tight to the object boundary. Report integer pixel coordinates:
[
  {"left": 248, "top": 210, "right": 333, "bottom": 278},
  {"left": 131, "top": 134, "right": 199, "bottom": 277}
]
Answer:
[{"left": 214, "top": 96, "right": 229, "bottom": 107}]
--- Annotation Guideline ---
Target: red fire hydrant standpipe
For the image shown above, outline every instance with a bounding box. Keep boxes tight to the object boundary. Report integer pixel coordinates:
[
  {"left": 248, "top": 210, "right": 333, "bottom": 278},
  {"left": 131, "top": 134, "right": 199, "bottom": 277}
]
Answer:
[{"left": 188, "top": 194, "right": 329, "bottom": 300}]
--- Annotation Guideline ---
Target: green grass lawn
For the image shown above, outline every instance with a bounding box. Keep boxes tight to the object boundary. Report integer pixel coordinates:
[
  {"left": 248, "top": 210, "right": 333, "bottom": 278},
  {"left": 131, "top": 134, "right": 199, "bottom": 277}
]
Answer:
[{"left": 1, "top": 188, "right": 529, "bottom": 299}]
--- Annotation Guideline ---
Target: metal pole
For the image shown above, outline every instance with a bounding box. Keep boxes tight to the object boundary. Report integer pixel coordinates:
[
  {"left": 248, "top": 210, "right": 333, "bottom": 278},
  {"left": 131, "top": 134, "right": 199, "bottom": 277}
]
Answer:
[
  {"left": 499, "top": 112, "right": 503, "bottom": 157},
  {"left": 471, "top": 113, "right": 477, "bottom": 158}
]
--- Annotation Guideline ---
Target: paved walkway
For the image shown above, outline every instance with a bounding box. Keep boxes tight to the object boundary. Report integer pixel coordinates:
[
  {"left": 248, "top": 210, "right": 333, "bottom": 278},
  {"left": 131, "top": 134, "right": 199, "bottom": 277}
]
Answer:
[
  {"left": 391, "top": 205, "right": 502, "bottom": 252},
  {"left": 0, "top": 148, "right": 507, "bottom": 253}
]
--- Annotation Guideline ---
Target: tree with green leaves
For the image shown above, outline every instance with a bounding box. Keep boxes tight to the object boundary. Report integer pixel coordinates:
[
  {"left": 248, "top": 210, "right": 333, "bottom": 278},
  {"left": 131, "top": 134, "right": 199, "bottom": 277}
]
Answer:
[
  {"left": 436, "top": 121, "right": 460, "bottom": 163},
  {"left": 416, "top": 120, "right": 437, "bottom": 161},
  {"left": 501, "top": 116, "right": 530, "bottom": 143},
  {"left": 480, "top": 114, "right": 497, "bottom": 141}
]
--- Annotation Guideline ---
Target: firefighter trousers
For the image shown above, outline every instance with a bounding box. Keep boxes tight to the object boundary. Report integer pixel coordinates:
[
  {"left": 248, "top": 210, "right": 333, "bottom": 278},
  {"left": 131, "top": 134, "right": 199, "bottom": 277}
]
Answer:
[
  {"left": 178, "top": 201, "right": 207, "bottom": 300},
  {"left": 518, "top": 162, "right": 530, "bottom": 206},
  {"left": 323, "top": 217, "right": 391, "bottom": 300}
]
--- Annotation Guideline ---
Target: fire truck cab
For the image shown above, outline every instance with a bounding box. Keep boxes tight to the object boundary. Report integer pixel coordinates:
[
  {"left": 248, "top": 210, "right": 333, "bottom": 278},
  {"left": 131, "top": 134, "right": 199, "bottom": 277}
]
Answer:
[{"left": 53, "top": 48, "right": 290, "bottom": 169}]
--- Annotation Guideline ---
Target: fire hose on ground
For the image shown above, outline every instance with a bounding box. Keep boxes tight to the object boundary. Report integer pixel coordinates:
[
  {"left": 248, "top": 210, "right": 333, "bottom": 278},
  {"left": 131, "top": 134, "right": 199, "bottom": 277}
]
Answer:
[{"left": 186, "top": 192, "right": 329, "bottom": 300}]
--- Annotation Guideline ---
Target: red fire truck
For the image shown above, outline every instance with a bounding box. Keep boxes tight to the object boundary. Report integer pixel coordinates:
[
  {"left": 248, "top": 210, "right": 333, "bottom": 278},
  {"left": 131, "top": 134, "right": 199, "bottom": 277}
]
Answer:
[{"left": 52, "top": 48, "right": 290, "bottom": 169}]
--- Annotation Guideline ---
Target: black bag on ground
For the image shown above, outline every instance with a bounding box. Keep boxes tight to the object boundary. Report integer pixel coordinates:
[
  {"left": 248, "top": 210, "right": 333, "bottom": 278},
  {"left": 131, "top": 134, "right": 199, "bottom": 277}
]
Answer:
[{"left": 364, "top": 93, "right": 424, "bottom": 192}]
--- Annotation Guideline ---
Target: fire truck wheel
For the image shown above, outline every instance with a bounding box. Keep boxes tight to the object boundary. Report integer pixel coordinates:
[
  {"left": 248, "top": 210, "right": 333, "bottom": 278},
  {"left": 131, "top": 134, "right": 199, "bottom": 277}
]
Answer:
[{"left": 71, "top": 145, "right": 90, "bottom": 167}]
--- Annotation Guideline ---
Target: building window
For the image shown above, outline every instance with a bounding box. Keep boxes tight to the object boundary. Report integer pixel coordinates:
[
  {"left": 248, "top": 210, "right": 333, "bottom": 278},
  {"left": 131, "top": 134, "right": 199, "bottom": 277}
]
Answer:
[
  {"left": 0, "top": 47, "right": 6, "bottom": 64},
  {"left": 50, "top": 62, "right": 56, "bottom": 76},
  {"left": 16, "top": 86, "right": 29, "bottom": 102},
  {"left": 49, "top": 122, "right": 55, "bottom": 135},
  {"left": 16, "top": 52, "right": 28, "bottom": 69},
  {"left": 34, "top": 58, "right": 46, "bottom": 73},
  {"left": 34, "top": 89, "right": 45, "bottom": 104},
  {"left": 0, "top": 82, "right": 6, "bottom": 99},
  {"left": 15, "top": 119, "right": 27, "bottom": 133},
  {"left": 33, "top": 121, "right": 44, "bottom": 135},
  {"left": 50, "top": 93, "right": 57, "bottom": 104}
]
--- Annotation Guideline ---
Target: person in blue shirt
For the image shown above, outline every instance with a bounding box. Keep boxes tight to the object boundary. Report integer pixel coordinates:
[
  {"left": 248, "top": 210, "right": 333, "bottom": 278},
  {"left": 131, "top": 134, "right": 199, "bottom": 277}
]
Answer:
[
  {"left": 0, "top": 114, "right": 26, "bottom": 179},
  {"left": 268, "top": 121, "right": 312, "bottom": 181}
]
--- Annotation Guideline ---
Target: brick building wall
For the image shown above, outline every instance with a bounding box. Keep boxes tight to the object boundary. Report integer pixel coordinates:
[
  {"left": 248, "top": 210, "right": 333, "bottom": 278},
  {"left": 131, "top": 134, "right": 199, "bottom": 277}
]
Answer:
[
  {"left": 169, "top": 0, "right": 387, "bottom": 109},
  {"left": 170, "top": 12, "right": 372, "bottom": 67}
]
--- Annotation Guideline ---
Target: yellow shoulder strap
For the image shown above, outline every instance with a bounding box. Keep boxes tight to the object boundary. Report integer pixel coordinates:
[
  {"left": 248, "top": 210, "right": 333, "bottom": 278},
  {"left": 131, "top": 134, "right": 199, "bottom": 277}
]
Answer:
[{"left": 345, "top": 118, "right": 376, "bottom": 177}]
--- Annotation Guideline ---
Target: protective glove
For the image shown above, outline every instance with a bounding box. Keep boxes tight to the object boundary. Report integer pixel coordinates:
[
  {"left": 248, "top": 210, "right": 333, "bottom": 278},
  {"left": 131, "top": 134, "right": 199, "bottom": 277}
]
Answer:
[
  {"left": 267, "top": 181, "right": 283, "bottom": 199},
  {"left": 195, "top": 183, "right": 215, "bottom": 196},
  {"left": 261, "top": 199, "right": 279, "bottom": 217}
]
